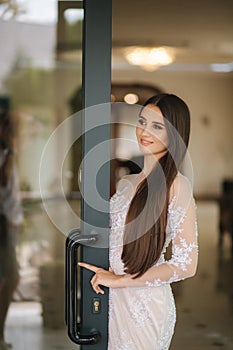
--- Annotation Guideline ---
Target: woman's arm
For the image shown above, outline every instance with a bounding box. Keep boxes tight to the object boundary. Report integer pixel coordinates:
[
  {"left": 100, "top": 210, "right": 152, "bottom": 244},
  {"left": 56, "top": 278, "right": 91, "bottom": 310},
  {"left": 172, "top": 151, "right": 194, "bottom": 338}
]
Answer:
[{"left": 121, "top": 188, "right": 198, "bottom": 288}]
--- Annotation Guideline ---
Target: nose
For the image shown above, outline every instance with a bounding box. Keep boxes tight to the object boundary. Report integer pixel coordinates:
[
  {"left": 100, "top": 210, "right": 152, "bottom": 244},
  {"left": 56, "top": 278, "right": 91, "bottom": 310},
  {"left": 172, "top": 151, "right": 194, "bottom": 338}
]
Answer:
[{"left": 141, "top": 125, "right": 152, "bottom": 137}]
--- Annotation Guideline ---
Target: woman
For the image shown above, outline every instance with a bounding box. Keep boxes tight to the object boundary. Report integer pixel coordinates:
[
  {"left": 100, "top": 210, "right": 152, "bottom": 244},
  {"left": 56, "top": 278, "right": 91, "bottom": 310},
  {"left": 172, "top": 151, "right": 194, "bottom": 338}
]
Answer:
[
  {"left": 0, "top": 109, "right": 23, "bottom": 350},
  {"left": 79, "top": 93, "right": 198, "bottom": 349}
]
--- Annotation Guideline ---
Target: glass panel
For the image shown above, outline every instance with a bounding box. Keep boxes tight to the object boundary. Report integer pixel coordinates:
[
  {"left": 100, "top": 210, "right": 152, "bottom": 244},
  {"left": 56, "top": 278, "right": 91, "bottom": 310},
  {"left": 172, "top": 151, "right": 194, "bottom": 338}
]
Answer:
[{"left": 0, "top": 1, "right": 83, "bottom": 348}]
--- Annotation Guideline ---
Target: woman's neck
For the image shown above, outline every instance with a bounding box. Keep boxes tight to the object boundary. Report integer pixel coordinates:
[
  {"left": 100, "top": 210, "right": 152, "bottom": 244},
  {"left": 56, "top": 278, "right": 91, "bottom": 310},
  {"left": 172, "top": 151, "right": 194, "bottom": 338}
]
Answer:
[
  {"left": 142, "top": 154, "right": 159, "bottom": 176},
  {"left": 142, "top": 150, "right": 168, "bottom": 176}
]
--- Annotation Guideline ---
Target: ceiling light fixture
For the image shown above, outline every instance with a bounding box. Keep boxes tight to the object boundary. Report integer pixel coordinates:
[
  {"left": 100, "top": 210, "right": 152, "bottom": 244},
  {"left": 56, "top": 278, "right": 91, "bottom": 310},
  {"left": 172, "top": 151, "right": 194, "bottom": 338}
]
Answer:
[
  {"left": 124, "top": 93, "right": 139, "bottom": 104},
  {"left": 124, "top": 46, "right": 175, "bottom": 71}
]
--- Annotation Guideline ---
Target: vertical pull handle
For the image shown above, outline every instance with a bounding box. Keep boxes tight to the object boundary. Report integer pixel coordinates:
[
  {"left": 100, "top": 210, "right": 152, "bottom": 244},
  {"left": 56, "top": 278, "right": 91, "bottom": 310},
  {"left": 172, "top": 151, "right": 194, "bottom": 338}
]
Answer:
[{"left": 65, "top": 229, "right": 100, "bottom": 345}]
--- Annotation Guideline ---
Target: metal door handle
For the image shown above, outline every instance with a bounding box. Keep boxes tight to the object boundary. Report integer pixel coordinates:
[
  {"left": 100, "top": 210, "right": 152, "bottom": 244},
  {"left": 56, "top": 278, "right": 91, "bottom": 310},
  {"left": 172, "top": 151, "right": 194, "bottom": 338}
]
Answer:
[{"left": 65, "top": 229, "right": 101, "bottom": 345}]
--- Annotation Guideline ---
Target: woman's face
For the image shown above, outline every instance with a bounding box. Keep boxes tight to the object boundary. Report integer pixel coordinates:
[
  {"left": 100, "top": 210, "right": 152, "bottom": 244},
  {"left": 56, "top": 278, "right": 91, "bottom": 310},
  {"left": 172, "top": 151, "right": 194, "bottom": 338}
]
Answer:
[{"left": 136, "top": 104, "right": 169, "bottom": 157}]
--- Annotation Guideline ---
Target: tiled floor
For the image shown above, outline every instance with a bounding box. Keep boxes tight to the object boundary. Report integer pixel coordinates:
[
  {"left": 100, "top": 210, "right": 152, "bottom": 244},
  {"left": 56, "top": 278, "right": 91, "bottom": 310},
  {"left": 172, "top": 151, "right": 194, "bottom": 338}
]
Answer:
[
  {"left": 4, "top": 201, "right": 233, "bottom": 349},
  {"left": 5, "top": 302, "right": 77, "bottom": 350}
]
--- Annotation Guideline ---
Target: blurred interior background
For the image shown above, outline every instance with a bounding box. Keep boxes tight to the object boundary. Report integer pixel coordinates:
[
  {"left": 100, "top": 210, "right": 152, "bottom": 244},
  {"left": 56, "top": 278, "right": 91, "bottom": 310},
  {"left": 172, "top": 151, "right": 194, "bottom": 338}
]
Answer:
[{"left": 0, "top": 0, "right": 233, "bottom": 349}]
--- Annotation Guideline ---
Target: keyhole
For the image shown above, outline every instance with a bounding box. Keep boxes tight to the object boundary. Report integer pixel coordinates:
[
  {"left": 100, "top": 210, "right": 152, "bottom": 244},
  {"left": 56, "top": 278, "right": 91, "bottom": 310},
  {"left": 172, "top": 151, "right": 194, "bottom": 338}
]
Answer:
[{"left": 94, "top": 300, "right": 99, "bottom": 312}]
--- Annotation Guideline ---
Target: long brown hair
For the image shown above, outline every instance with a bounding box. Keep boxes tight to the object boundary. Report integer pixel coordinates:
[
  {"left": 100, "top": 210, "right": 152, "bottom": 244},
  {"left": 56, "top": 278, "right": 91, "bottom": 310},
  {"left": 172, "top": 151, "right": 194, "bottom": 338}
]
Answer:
[
  {"left": 121, "top": 93, "right": 191, "bottom": 278},
  {"left": 0, "top": 111, "right": 14, "bottom": 187}
]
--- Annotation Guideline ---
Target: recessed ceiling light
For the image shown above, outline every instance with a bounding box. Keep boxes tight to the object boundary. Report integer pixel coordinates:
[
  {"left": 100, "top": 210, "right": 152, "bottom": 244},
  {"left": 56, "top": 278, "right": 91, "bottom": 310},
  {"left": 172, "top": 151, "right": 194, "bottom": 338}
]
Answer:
[{"left": 124, "top": 93, "right": 139, "bottom": 104}]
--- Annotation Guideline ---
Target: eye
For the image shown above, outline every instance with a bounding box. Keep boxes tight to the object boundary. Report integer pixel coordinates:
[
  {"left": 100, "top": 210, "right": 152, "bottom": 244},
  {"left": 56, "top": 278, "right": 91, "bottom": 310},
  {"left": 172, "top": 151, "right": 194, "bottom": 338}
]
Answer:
[
  {"left": 138, "top": 117, "right": 146, "bottom": 126},
  {"left": 153, "top": 124, "right": 163, "bottom": 130}
]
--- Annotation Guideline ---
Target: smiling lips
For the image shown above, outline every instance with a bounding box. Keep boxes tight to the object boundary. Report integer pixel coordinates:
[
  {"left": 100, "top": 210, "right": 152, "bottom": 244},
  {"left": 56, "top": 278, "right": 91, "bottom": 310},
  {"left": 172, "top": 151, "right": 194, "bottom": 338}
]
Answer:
[{"left": 140, "top": 138, "right": 153, "bottom": 146}]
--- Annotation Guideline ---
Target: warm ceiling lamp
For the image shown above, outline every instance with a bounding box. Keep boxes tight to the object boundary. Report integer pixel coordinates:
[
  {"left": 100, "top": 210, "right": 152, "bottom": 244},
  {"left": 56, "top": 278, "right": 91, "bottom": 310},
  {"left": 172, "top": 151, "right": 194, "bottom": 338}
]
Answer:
[
  {"left": 124, "top": 93, "right": 139, "bottom": 104},
  {"left": 124, "top": 46, "right": 175, "bottom": 71}
]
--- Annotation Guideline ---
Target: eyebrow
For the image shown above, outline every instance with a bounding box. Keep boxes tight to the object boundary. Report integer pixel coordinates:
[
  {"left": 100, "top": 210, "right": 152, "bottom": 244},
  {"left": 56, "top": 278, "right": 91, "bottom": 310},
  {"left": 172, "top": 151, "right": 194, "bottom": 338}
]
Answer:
[
  {"left": 152, "top": 121, "right": 165, "bottom": 127},
  {"left": 139, "top": 115, "right": 165, "bottom": 127}
]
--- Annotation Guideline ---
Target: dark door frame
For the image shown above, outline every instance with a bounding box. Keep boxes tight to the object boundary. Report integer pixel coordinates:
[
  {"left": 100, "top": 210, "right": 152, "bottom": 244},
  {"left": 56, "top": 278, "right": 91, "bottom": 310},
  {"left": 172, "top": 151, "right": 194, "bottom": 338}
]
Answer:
[{"left": 81, "top": 1, "right": 112, "bottom": 349}]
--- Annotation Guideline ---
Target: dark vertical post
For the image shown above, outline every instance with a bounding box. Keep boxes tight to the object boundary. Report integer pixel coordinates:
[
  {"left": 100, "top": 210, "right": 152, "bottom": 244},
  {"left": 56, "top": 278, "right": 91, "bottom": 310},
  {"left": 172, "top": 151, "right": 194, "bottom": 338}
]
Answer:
[{"left": 81, "top": 0, "right": 112, "bottom": 349}]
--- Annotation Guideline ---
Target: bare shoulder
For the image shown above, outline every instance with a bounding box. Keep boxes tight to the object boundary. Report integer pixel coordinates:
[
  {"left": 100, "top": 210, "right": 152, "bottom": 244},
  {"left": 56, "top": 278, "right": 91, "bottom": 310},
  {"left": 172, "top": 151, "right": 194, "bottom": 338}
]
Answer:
[
  {"left": 169, "top": 173, "right": 193, "bottom": 202},
  {"left": 173, "top": 172, "right": 193, "bottom": 190},
  {"left": 116, "top": 174, "right": 139, "bottom": 192}
]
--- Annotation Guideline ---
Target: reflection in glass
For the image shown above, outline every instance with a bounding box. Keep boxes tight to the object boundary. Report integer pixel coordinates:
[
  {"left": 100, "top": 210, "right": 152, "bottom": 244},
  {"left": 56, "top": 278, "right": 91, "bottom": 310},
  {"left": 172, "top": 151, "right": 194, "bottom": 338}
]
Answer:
[{"left": 0, "top": 1, "right": 83, "bottom": 347}]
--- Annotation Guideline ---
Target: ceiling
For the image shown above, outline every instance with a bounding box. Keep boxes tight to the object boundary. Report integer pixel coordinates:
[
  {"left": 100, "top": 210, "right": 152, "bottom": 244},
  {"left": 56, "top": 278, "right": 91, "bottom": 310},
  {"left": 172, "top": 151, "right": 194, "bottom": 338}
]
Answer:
[{"left": 112, "top": 0, "right": 233, "bottom": 70}]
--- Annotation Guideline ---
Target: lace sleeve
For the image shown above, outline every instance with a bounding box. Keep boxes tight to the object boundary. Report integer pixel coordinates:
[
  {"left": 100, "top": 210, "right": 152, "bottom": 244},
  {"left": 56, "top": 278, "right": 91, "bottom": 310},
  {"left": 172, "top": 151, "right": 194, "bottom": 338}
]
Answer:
[{"left": 122, "top": 174, "right": 198, "bottom": 288}]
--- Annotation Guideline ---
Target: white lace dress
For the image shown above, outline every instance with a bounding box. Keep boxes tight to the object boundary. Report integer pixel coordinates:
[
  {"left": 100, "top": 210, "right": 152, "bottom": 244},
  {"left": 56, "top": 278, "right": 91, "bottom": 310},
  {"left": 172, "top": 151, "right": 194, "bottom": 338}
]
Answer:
[{"left": 108, "top": 174, "right": 198, "bottom": 350}]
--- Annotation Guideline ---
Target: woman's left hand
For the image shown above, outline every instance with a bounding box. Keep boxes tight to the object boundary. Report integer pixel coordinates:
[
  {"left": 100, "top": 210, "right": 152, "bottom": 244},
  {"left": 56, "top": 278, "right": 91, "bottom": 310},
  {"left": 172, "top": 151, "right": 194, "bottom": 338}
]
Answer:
[{"left": 78, "top": 262, "right": 123, "bottom": 294}]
